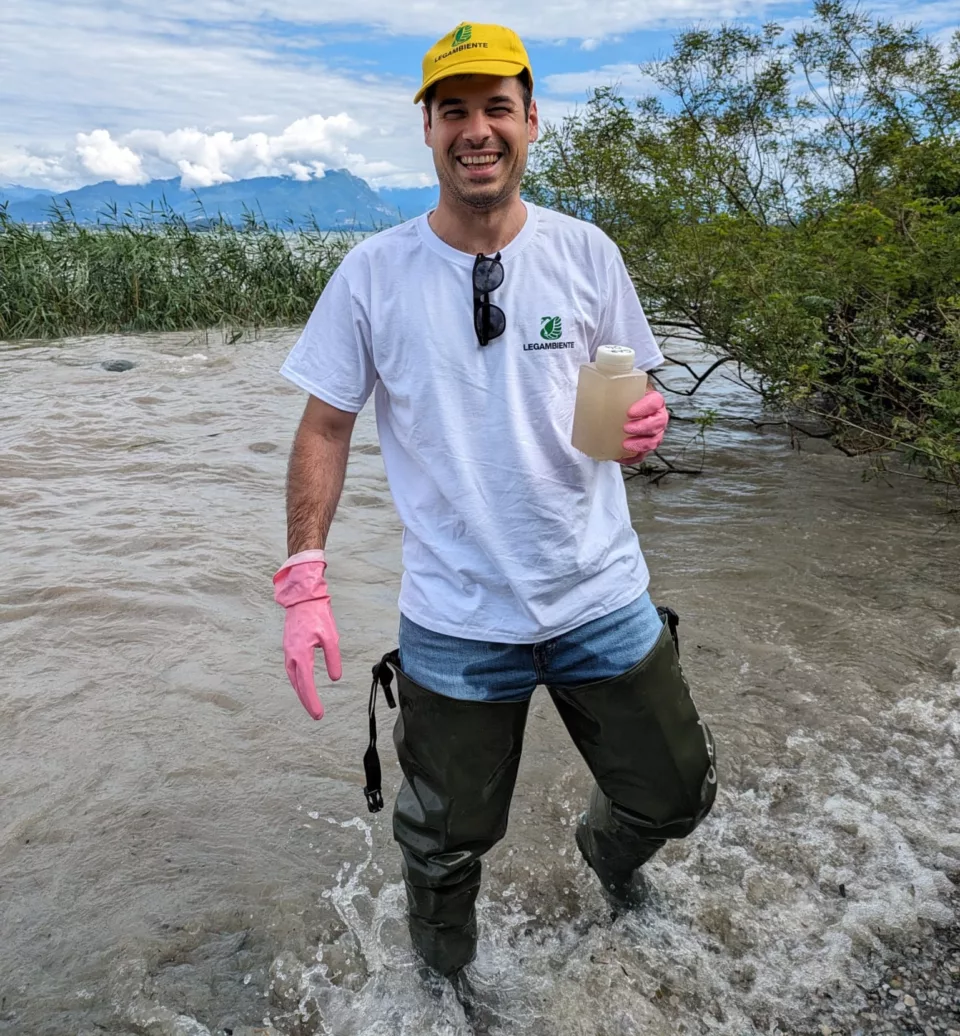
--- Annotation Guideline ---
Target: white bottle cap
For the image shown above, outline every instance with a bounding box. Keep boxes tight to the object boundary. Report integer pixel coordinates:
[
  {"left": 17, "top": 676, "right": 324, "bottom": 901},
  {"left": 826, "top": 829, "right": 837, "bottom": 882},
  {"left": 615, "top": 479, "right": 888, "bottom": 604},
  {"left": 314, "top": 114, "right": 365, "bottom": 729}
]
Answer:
[{"left": 595, "top": 344, "right": 636, "bottom": 374}]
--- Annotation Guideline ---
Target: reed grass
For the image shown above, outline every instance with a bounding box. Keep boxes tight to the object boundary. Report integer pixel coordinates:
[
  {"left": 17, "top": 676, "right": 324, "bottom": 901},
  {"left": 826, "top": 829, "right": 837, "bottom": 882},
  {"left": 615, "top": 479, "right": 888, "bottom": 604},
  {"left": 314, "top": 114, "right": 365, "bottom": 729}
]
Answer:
[{"left": 0, "top": 199, "right": 358, "bottom": 341}]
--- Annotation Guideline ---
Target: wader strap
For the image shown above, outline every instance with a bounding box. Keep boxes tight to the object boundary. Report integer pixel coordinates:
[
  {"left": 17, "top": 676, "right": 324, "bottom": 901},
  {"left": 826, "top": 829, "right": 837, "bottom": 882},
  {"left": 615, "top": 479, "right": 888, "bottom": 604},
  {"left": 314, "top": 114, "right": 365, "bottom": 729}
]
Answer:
[
  {"left": 657, "top": 605, "right": 681, "bottom": 656},
  {"left": 362, "top": 649, "right": 400, "bottom": 813}
]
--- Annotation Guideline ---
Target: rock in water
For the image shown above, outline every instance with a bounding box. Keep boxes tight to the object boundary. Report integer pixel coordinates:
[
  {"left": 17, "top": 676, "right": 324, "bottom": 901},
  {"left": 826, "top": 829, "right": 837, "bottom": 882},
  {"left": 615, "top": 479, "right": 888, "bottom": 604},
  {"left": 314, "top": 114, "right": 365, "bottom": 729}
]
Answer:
[{"left": 101, "top": 360, "right": 135, "bottom": 372}]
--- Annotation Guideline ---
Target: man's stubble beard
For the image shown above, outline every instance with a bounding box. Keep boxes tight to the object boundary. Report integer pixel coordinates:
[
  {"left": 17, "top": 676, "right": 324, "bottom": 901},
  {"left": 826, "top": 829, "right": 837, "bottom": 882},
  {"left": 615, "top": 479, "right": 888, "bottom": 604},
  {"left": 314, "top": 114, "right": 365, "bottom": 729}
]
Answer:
[{"left": 437, "top": 148, "right": 527, "bottom": 213}]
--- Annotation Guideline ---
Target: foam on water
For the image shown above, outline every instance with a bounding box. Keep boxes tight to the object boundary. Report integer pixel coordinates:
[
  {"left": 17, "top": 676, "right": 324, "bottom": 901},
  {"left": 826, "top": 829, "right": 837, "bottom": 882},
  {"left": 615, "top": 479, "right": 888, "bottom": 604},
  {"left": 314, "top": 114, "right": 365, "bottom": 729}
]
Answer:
[
  {"left": 264, "top": 651, "right": 957, "bottom": 1036},
  {"left": 116, "top": 647, "right": 959, "bottom": 1035}
]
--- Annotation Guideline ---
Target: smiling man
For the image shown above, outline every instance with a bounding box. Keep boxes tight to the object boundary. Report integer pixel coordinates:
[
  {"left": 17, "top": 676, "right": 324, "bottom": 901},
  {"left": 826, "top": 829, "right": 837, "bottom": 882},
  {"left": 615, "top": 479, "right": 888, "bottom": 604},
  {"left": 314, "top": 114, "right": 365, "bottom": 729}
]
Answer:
[{"left": 273, "top": 22, "right": 717, "bottom": 986}]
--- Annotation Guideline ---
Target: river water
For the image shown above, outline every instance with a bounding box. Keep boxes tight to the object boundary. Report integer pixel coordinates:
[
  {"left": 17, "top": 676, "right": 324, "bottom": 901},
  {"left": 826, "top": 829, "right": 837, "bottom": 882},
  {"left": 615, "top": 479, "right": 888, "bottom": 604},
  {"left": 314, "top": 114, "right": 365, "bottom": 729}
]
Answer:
[{"left": 1, "top": 328, "right": 957, "bottom": 1036}]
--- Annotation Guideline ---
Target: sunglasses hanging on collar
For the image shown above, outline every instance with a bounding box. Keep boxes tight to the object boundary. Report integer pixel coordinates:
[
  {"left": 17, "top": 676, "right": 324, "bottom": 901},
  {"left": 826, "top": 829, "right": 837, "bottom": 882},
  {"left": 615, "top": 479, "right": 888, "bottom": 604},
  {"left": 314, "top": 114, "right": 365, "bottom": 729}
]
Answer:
[{"left": 473, "top": 252, "right": 505, "bottom": 347}]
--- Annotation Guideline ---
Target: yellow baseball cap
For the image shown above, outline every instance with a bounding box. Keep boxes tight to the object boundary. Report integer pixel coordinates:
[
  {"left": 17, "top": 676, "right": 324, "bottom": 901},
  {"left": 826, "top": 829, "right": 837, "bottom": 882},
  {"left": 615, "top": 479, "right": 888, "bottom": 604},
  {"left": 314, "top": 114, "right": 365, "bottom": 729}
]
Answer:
[{"left": 414, "top": 22, "right": 533, "bottom": 105}]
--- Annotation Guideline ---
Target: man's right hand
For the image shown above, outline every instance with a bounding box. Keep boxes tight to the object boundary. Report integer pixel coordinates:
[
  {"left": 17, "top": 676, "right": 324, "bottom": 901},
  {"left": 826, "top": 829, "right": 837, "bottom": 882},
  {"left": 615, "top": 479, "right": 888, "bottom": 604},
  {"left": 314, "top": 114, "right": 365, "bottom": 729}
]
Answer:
[{"left": 273, "top": 550, "right": 342, "bottom": 720}]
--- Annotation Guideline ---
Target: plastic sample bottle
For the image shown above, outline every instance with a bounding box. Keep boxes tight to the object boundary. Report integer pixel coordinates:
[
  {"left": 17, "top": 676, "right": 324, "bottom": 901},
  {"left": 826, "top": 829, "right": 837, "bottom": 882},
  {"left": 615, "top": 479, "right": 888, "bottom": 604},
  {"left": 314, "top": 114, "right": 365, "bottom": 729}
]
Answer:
[{"left": 571, "top": 345, "right": 649, "bottom": 461}]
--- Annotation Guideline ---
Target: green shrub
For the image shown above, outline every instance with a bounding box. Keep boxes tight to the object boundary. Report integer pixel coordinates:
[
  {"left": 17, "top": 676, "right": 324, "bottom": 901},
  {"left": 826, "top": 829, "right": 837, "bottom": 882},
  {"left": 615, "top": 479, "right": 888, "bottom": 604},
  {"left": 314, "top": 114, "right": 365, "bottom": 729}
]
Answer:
[
  {"left": 0, "top": 200, "right": 353, "bottom": 340},
  {"left": 524, "top": 0, "right": 960, "bottom": 498}
]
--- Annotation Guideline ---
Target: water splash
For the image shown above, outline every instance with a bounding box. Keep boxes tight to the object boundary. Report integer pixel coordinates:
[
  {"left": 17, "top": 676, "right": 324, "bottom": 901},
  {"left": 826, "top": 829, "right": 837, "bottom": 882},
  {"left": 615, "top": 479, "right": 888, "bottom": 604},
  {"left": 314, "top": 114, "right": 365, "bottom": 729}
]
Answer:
[{"left": 260, "top": 660, "right": 958, "bottom": 1036}]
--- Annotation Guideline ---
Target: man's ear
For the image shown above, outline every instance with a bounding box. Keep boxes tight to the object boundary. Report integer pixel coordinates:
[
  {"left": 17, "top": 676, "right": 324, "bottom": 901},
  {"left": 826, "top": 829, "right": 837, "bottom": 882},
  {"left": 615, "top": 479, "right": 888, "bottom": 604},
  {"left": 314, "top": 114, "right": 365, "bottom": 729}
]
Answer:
[
  {"left": 527, "top": 98, "right": 539, "bottom": 144},
  {"left": 422, "top": 104, "right": 432, "bottom": 146}
]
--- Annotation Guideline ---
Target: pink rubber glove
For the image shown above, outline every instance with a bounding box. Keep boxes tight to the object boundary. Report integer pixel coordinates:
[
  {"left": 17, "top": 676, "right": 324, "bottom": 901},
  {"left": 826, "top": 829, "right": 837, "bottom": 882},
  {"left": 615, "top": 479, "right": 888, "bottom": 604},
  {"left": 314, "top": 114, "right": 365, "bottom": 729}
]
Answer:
[
  {"left": 619, "top": 388, "right": 669, "bottom": 464},
  {"left": 273, "top": 550, "right": 342, "bottom": 720}
]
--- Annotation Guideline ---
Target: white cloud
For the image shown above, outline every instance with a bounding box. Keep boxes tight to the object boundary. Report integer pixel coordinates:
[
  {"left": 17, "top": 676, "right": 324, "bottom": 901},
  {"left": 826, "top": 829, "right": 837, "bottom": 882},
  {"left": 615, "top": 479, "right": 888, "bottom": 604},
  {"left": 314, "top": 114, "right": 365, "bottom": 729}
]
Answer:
[
  {"left": 932, "top": 24, "right": 960, "bottom": 46},
  {"left": 120, "top": 113, "right": 367, "bottom": 187},
  {"left": 868, "top": 0, "right": 960, "bottom": 28},
  {"left": 75, "top": 129, "right": 148, "bottom": 185},
  {"left": 543, "top": 64, "right": 660, "bottom": 98},
  {"left": 0, "top": 0, "right": 803, "bottom": 45},
  {"left": 0, "top": 2, "right": 427, "bottom": 190},
  {"left": 0, "top": 150, "right": 71, "bottom": 189},
  {"left": 1, "top": 112, "right": 412, "bottom": 192},
  {"left": 3, "top": 0, "right": 956, "bottom": 192}
]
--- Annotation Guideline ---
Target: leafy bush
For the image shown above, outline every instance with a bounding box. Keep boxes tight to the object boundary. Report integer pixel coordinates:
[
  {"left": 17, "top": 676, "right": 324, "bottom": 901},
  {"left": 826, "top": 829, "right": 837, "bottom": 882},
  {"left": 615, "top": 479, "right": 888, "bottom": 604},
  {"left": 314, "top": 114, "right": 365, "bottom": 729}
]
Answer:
[{"left": 524, "top": 0, "right": 960, "bottom": 497}]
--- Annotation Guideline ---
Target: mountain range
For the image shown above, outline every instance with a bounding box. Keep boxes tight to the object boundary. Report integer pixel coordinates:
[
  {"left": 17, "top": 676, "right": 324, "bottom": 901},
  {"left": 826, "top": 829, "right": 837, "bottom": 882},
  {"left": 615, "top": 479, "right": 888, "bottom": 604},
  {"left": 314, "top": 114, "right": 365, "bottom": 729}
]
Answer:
[{"left": 0, "top": 170, "right": 441, "bottom": 230}]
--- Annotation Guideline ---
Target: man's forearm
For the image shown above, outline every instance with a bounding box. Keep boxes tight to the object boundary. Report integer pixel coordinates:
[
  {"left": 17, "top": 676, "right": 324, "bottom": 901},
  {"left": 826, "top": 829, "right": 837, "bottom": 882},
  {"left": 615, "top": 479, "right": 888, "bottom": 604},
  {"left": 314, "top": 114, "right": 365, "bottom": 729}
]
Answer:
[{"left": 285, "top": 425, "right": 351, "bottom": 555}]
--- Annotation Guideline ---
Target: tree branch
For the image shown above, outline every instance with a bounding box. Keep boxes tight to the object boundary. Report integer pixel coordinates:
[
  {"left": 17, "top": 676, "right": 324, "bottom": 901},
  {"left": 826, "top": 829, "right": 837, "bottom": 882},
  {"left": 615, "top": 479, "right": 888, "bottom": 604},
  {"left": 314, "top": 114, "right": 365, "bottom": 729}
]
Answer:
[
  {"left": 656, "top": 354, "right": 732, "bottom": 395},
  {"left": 746, "top": 418, "right": 859, "bottom": 455},
  {"left": 622, "top": 447, "right": 706, "bottom": 484}
]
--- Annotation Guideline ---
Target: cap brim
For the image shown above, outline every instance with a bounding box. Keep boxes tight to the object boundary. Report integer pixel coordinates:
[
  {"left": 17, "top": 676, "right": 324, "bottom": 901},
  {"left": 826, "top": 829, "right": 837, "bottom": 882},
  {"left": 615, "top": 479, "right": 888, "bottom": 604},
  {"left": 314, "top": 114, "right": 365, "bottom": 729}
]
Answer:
[{"left": 414, "top": 59, "right": 528, "bottom": 104}]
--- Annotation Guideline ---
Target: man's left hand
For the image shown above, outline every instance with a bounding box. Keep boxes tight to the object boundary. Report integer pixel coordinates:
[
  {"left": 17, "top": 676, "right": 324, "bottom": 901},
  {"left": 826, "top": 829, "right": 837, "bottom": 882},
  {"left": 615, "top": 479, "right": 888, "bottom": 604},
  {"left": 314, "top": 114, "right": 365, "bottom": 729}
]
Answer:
[{"left": 618, "top": 388, "right": 669, "bottom": 465}]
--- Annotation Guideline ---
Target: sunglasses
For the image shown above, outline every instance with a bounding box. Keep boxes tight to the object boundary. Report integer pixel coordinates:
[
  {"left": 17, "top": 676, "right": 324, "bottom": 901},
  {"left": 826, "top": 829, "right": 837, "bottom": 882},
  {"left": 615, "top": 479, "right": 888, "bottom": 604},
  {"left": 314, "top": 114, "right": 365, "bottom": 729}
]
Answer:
[{"left": 473, "top": 252, "right": 505, "bottom": 347}]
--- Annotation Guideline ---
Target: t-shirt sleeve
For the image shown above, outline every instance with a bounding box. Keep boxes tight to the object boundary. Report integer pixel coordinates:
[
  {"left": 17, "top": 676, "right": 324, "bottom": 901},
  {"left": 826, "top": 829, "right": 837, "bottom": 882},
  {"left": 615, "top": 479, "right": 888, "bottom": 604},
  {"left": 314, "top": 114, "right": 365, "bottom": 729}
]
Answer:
[
  {"left": 278, "top": 268, "right": 377, "bottom": 413},
  {"left": 593, "top": 247, "right": 664, "bottom": 371}
]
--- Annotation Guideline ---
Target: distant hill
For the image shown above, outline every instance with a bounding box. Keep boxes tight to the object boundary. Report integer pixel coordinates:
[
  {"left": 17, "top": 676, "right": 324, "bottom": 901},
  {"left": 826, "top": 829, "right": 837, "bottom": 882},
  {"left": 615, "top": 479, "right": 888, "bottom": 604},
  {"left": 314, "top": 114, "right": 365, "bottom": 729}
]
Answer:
[
  {"left": 0, "top": 184, "right": 57, "bottom": 204},
  {"left": 377, "top": 186, "right": 440, "bottom": 219},
  {"left": 0, "top": 172, "right": 440, "bottom": 230}
]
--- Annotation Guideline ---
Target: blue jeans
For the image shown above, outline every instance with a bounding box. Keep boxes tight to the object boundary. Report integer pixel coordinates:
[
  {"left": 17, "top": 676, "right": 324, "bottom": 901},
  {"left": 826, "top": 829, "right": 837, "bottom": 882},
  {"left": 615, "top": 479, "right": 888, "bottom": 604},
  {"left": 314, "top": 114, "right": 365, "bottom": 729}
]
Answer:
[{"left": 398, "top": 591, "right": 664, "bottom": 702}]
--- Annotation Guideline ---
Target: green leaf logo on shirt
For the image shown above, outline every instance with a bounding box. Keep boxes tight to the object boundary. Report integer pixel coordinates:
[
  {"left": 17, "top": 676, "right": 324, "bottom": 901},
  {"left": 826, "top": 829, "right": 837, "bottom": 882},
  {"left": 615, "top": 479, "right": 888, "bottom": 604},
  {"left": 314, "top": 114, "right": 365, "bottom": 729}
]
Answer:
[
  {"left": 453, "top": 25, "right": 473, "bottom": 44},
  {"left": 541, "top": 316, "right": 562, "bottom": 340}
]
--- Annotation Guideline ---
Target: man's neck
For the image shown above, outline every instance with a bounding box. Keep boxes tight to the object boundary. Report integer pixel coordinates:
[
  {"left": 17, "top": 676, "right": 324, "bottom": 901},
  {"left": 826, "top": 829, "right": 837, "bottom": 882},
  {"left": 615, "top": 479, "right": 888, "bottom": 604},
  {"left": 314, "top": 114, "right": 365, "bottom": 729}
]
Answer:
[{"left": 427, "top": 194, "right": 528, "bottom": 256}]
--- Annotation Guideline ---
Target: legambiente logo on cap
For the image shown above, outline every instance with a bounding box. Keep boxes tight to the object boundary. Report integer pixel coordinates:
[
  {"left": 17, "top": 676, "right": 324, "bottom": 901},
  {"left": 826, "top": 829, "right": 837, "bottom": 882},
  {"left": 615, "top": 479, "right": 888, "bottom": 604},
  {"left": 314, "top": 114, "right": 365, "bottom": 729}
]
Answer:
[{"left": 435, "top": 23, "right": 489, "bottom": 64}]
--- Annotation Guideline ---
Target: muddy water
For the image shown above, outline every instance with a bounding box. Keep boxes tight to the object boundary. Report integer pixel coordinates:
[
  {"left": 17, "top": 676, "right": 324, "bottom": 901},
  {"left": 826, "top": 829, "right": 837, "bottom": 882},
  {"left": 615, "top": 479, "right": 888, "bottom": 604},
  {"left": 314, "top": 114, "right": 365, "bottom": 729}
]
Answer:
[{"left": 1, "top": 329, "right": 957, "bottom": 1036}]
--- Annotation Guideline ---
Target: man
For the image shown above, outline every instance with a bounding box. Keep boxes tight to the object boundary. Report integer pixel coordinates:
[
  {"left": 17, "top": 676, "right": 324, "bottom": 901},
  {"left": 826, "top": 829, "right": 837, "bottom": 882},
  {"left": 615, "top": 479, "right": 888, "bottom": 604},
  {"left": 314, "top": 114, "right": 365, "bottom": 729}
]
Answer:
[{"left": 272, "top": 22, "right": 717, "bottom": 982}]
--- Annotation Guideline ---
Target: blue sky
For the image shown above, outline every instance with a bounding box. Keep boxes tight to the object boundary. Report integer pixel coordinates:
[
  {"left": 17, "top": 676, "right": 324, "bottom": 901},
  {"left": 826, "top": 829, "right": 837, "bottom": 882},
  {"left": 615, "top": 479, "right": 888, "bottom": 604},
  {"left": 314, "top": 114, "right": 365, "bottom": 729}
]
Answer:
[{"left": 2, "top": 0, "right": 957, "bottom": 192}]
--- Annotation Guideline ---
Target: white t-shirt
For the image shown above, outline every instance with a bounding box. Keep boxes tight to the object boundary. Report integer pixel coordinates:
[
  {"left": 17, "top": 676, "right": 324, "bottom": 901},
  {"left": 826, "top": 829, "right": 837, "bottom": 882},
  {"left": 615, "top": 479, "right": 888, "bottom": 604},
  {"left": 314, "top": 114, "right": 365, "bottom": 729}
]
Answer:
[{"left": 279, "top": 202, "right": 664, "bottom": 643}]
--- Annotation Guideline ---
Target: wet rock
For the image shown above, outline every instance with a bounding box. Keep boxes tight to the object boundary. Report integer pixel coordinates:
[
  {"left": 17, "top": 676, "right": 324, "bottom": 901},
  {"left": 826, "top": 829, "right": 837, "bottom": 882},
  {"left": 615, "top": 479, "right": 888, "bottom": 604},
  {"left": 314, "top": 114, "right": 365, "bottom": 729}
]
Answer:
[
  {"left": 124, "top": 994, "right": 214, "bottom": 1035},
  {"left": 268, "top": 952, "right": 305, "bottom": 1013},
  {"left": 267, "top": 952, "right": 327, "bottom": 1036},
  {"left": 788, "top": 881, "right": 960, "bottom": 1036},
  {"left": 319, "top": 930, "right": 368, "bottom": 991},
  {"left": 101, "top": 359, "right": 136, "bottom": 372}
]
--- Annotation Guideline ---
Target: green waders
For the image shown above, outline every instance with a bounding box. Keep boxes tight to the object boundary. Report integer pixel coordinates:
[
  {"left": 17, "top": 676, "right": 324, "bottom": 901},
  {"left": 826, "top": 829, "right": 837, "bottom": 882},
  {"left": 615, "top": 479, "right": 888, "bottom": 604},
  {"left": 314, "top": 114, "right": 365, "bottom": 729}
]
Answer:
[
  {"left": 551, "top": 609, "right": 717, "bottom": 901},
  {"left": 363, "top": 607, "right": 717, "bottom": 977}
]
